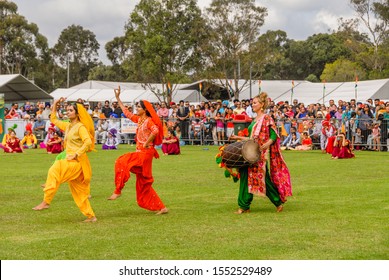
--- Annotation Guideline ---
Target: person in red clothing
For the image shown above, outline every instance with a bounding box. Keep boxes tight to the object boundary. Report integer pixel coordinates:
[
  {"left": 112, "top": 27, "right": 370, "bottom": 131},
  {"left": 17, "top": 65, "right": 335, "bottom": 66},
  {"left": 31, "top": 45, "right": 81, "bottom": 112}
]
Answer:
[
  {"left": 331, "top": 132, "right": 355, "bottom": 159},
  {"left": 1, "top": 126, "right": 23, "bottom": 153},
  {"left": 108, "top": 86, "right": 168, "bottom": 215},
  {"left": 162, "top": 129, "right": 180, "bottom": 155},
  {"left": 295, "top": 131, "right": 312, "bottom": 150}
]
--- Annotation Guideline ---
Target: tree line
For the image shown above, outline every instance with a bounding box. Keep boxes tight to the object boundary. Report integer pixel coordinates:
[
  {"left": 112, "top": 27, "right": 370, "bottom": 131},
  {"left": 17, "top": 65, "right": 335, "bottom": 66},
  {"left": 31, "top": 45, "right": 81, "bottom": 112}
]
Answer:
[{"left": 0, "top": 0, "right": 388, "bottom": 101}]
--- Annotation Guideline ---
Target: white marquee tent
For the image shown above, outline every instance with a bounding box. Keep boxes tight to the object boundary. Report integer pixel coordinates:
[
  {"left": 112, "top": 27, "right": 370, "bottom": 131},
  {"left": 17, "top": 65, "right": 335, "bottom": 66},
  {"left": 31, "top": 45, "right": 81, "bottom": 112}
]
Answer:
[
  {"left": 50, "top": 78, "right": 389, "bottom": 105},
  {"left": 50, "top": 81, "right": 208, "bottom": 104},
  {"left": 237, "top": 79, "right": 389, "bottom": 105},
  {"left": 0, "top": 74, "right": 53, "bottom": 102}
]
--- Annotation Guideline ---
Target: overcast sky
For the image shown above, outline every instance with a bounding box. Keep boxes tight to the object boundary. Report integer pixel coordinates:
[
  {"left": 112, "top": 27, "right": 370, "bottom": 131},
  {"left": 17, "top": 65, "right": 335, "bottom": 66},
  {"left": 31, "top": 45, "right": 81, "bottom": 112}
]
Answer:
[{"left": 14, "top": 0, "right": 356, "bottom": 63}]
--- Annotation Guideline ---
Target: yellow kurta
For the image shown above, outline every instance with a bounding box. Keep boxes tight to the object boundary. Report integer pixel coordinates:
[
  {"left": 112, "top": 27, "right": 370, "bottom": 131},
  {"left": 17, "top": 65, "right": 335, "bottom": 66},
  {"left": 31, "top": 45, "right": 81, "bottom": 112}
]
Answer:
[
  {"left": 21, "top": 134, "right": 37, "bottom": 146},
  {"left": 43, "top": 114, "right": 95, "bottom": 218}
]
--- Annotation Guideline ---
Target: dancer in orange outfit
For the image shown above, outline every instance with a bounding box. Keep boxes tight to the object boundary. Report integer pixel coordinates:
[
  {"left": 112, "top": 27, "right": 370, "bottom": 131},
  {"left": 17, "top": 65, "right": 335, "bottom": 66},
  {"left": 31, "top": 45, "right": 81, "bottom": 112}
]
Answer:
[
  {"left": 33, "top": 98, "right": 97, "bottom": 222},
  {"left": 108, "top": 86, "right": 168, "bottom": 215}
]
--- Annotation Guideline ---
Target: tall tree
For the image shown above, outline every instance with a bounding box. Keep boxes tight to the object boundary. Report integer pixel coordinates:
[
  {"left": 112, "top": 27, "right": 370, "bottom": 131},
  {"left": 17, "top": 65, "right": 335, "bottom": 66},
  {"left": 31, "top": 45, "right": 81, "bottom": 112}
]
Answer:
[
  {"left": 204, "top": 0, "right": 267, "bottom": 99},
  {"left": 0, "top": 0, "right": 49, "bottom": 78},
  {"left": 320, "top": 58, "right": 366, "bottom": 82},
  {"left": 350, "top": 0, "right": 389, "bottom": 71},
  {"left": 53, "top": 24, "right": 100, "bottom": 87},
  {"left": 117, "top": 0, "right": 205, "bottom": 103}
]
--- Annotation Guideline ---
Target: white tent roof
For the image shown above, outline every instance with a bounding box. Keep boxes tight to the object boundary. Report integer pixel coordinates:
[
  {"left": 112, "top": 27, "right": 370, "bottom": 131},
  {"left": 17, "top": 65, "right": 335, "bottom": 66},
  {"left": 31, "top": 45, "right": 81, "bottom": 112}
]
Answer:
[
  {"left": 238, "top": 79, "right": 389, "bottom": 105},
  {"left": 0, "top": 74, "right": 53, "bottom": 102},
  {"left": 50, "top": 88, "right": 207, "bottom": 103},
  {"left": 50, "top": 78, "right": 388, "bottom": 105},
  {"left": 51, "top": 81, "right": 208, "bottom": 103}
]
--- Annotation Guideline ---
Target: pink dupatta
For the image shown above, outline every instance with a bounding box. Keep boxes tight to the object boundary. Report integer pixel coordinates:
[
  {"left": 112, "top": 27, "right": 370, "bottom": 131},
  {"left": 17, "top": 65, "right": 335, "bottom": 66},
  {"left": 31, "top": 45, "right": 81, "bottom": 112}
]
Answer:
[{"left": 249, "top": 114, "right": 292, "bottom": 202}]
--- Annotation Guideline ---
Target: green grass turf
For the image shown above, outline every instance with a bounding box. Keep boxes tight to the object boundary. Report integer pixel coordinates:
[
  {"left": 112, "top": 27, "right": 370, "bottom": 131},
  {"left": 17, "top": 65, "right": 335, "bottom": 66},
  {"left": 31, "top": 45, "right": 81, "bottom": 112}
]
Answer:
[{"left": 0, "top": 145, "right": 388, "bottom": 260}]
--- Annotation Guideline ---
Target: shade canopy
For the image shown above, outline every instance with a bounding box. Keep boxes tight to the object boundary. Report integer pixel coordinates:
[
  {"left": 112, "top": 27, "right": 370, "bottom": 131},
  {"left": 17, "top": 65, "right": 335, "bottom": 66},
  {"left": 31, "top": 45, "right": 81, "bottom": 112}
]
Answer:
[
  {"left": 50, "top": 80, "right": 208, "bottom": 104},
  {"left": 0, "top": 74, "right": 53, "bottom": 102}
]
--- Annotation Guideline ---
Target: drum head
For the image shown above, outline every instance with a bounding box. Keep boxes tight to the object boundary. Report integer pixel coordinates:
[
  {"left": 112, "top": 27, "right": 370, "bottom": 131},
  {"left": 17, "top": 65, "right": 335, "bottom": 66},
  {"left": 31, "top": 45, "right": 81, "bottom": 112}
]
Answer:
[{"left": 241, "top": 140, "right": 260, "bottom": 163}]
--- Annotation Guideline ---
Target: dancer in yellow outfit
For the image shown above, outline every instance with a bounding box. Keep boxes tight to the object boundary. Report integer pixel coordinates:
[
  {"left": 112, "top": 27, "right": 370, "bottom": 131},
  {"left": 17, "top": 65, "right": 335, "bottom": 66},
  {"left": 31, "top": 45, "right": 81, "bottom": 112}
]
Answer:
[{"left": 33, "top": 97, "right": 97, "bottom": 222}]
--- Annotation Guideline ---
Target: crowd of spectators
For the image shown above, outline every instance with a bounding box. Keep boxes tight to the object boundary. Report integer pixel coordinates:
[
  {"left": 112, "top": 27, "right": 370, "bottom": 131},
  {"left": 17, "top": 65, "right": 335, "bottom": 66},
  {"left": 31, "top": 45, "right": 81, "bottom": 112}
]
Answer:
[{"left": 3, "top": 97, "right": 389, "bottom": 151}]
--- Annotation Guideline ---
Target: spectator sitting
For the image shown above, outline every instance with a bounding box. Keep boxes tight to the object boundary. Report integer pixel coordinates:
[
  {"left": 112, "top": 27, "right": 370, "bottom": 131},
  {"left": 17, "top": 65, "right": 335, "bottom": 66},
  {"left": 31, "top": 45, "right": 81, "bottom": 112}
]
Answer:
[
  {"left": 5, "top": 103, "right": 20, "bottom": 119},
  {"left": 33, "top": 114, "right": 47, "bottom": 141},
  {"left": 0, "top": 126, "right": 23, "bottom": 153},
  {"left": 295, "top": 131, "right": 312, "bottom": 150},
  {"left": 281, "top": 132, "right": 300, "bottom": 150},
  {"left": 331, "top": 132, "right": 355, "bottom": 159},
  {"left": 102, "top": 128, "right": 119, "bottom": 150},
  {"left": 175, "top": 125, "right": 185, "bottom": 146},
  {"left": 162, "top": 130, "right": 180, "bottom": 155},
  {"left": 21, "top": 123, "right": 38, "bottom": 149},
  {"left": 41, "top": 102, "right": 52, "bottom": 120},
  {"left": 281, "top": 126, "right": 300, "bottom": 147},
  {"left": 46, "top": 131, "right": 63, "bottom": 154},
  {"left": 84, "top": 102, "right": 93, "bottom": 116},
  {"left": 95, "top": 117, "right": 108, "bottom": 144}
]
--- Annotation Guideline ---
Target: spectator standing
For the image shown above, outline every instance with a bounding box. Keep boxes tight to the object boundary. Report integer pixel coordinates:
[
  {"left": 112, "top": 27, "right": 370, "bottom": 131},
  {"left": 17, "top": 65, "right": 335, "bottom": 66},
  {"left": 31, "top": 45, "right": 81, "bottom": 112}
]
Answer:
[
  {"left": 157, "top": 101, "right": 169, "bottom": 120},
  {"left": 102, "top": 100, "right": 113, "bottom": 118},
  {"left": 233, "top": 101, "right": 245, "bottom": 115},
  {"left": 176, "top": 100, "right": 190, "bottom": 141}
]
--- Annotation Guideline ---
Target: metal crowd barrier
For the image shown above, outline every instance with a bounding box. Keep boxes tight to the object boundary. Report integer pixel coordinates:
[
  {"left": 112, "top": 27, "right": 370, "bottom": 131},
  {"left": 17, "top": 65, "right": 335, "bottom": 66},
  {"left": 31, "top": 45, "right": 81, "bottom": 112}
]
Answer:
[{"left": 4, "top": 116, "right": 389, "bottom": 151}]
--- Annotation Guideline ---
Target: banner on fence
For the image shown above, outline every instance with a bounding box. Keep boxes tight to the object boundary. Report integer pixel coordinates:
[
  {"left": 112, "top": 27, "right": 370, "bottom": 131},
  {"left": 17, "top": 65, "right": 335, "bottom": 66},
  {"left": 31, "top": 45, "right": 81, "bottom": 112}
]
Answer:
[{"left": 120, "top": 118, "right": 137, "bottom": 134}]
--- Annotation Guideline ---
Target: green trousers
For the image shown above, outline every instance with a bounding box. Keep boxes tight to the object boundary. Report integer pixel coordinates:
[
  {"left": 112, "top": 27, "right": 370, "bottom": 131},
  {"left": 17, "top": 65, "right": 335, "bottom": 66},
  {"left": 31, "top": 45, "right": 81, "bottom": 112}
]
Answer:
[{"left": 238, "top": 165, "right": 282, "bottom": 210}]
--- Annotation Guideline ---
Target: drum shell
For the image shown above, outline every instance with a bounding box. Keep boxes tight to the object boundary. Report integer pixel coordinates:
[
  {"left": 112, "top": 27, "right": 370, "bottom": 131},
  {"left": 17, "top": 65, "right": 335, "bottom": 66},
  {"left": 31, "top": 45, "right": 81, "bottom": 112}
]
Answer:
[{"left": 221, "top": 140, "right": 260, "bottom": 168}]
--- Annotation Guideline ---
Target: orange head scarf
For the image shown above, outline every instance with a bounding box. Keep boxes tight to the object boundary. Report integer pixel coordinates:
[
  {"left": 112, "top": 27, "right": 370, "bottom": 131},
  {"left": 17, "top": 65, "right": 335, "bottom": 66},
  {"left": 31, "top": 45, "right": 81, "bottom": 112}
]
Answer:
[{"left": 142, "top": 100, "right": 163, "bottom": 146}]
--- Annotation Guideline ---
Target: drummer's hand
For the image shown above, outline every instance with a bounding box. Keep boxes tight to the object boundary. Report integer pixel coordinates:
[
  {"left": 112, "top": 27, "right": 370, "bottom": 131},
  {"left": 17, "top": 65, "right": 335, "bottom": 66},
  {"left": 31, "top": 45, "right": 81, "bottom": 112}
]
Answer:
[
  {"left": 261, "top": 140, "right": 273, "bottom": 150},
  {"left": 229, "top": 134, "right": 239, "bottom": 141}
]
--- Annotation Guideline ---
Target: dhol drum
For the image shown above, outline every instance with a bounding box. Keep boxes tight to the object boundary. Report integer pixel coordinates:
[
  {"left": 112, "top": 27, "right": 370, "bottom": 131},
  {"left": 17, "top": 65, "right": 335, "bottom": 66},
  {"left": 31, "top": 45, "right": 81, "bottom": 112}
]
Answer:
[{"left": 221, "top": 140, "right": 260, "bottom": 168}]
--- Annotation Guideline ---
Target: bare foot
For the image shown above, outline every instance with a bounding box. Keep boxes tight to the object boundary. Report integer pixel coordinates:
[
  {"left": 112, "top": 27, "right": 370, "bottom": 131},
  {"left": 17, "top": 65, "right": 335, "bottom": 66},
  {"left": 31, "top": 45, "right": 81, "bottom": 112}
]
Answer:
[
  {"left": 41, "top": 183, "right": 46, "bottom": 188},
  {"left": 88, "top": 194, "right": 92, "bottom": 199},
  {"left": 276, "top": 205, "right": 284, "bottom": 212},
  {"left": 107, "top": 193, "right": 121, "bottom": 200},
  {"left": 234, "top": 208, "right": 250, "bottom": 214},
  {"left": 156, "top": 207, "right": 168, "bottom": 215},
  {"left": 83, "top": 216, "right": 97, "bottom": 223},
  {"left": 32, "top": 201, "right": 50, "bottom": 210}
]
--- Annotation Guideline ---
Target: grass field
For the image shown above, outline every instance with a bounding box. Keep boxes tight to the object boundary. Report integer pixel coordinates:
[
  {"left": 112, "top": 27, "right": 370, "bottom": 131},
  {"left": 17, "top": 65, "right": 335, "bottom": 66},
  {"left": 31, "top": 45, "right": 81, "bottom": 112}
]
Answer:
[{"left": 0, "top": 145, "right": 388, "bottom": 260}]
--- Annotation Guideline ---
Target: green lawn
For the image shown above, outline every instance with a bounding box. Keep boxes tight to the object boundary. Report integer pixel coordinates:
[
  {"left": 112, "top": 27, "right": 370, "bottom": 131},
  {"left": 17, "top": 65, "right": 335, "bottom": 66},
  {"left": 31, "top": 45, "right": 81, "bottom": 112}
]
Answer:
[{"left": 0, "top": 145, "right": 388, "bottom": 260}]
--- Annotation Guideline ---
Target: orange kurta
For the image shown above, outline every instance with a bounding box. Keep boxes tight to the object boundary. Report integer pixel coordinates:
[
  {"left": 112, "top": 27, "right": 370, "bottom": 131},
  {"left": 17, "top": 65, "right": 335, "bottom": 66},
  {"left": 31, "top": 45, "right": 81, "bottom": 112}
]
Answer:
[{"left": 114, "top": 108, "right": 165, "bottom": 211}]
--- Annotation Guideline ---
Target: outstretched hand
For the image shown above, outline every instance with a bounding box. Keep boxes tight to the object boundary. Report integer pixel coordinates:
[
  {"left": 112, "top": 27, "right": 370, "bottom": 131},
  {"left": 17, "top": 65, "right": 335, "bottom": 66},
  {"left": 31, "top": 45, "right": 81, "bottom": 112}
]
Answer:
[{"left": 114, "top": 86, "right": 121, "bottom": 98}]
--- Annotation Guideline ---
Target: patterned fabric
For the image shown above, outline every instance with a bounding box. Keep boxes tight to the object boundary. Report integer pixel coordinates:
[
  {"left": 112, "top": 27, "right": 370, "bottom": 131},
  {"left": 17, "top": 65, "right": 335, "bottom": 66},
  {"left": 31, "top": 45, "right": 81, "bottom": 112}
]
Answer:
[
  {"left": 122, "top": 108, "right": 160, "bottom": 152},
  {"left": 248, "top": 114, "right": 292, "bottom": 202},
  {"left": 114, "top": 106, "right": 165, "bottom": 211}
]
